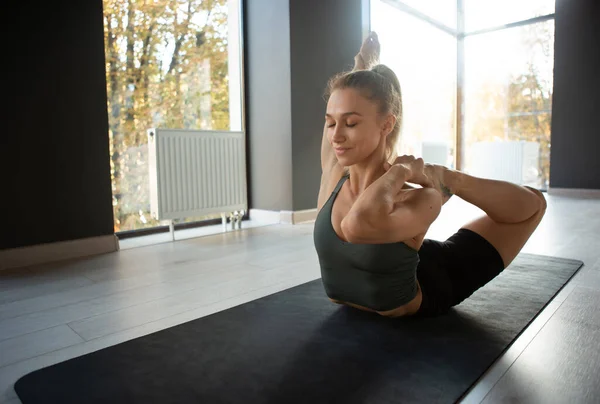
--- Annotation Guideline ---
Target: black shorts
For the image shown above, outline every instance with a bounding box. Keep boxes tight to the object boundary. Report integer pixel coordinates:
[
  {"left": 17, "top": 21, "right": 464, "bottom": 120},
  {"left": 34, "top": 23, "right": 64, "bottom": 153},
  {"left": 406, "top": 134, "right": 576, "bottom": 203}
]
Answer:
[{"left": 414, "top": 228, "right": 506, "bottom": 317}]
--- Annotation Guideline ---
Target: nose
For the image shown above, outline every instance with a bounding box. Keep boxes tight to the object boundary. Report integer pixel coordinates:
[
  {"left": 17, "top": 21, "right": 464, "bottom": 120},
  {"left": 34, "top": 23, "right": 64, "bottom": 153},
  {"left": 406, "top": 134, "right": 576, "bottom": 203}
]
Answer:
[{"left": 331, "top": 126, "right": 345, "bottom": 144}]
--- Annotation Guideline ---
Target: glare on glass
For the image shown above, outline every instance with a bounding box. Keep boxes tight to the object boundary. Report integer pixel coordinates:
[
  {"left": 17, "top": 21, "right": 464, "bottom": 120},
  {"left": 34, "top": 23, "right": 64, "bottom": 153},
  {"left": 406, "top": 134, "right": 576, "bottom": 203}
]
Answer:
[
  {"left": 395, "top": 0, "right": 457, "bottom": 29},
  {"left": 464, "top": 0, "right": 555, "bottom": 32},
  {"left": 463, "top": 21, "right": 555, "bottom": 189},
  {"left": 371, "top": 0, "right": 457, "bottom": 168}
]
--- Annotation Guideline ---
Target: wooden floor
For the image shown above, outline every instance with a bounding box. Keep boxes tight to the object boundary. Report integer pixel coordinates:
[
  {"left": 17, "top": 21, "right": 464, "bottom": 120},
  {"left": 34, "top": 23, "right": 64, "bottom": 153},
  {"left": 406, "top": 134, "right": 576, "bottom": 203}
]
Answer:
[{"left": 1, "top": 193, "right": 599, "bottom": 404}]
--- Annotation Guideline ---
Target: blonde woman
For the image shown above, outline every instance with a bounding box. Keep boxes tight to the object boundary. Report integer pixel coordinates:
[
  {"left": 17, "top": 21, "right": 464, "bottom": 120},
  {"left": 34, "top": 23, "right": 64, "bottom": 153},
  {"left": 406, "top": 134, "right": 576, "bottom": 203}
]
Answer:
[{"left": 313, "top": 32, "right": 547, "bottom": 318}]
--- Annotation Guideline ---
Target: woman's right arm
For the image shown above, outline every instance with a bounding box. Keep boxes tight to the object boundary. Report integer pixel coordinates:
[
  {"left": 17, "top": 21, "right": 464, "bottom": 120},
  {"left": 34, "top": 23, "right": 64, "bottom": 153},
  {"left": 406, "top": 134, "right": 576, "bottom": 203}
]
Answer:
[
  {"left": 322, "top": 33, "right": 380, "bottom": 173},
  {"left": 318, "top": 122, "right": 343, "bottom": 209},
  {"left": 319, "top": 33, "right": 380, "bottom": 207},
  {"left": 321, "top": 122, "right": 338, "bottom": 172}
]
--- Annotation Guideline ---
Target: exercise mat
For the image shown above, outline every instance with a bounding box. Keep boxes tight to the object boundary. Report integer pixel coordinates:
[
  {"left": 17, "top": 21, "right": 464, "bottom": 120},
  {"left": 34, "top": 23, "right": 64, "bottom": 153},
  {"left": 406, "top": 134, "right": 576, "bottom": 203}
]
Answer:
[{"left": 14, "top": 253, "right": 583, "bottom": 404}]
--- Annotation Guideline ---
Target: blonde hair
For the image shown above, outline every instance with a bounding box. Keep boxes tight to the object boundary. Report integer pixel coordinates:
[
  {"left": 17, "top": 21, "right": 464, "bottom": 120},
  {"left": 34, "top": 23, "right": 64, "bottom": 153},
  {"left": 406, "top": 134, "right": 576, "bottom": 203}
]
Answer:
[{"left": 324, "top": 64, "right": 402, "bottom": 163}]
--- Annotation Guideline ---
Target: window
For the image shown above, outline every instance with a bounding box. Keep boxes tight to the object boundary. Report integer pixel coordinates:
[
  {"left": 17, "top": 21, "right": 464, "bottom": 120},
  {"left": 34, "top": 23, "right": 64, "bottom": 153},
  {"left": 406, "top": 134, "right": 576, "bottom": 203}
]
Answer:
[
  {"left": 399, "top": 0, "right": 457, "bottom": 29},
  {"left": 464, "top": 0, "right": 554, "bottom": 32},
  {"left": 371, "top": 0, "right": 555, "bottom": 189},
  {"left": 463, "top": 21, "right": 554, "bottom": 189},
  {"left": 103, "top": 0, "right": 243, "bottom": 232},
  {"left": 371, "top": 0, "right": 457, "bottom": 168}
]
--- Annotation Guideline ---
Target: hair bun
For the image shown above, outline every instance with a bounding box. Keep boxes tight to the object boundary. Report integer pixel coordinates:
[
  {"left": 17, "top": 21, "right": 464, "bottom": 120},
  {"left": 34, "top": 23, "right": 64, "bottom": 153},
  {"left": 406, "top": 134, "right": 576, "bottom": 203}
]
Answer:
[{"left": 371, "top": 64, "right": 401, "bottom": 93}]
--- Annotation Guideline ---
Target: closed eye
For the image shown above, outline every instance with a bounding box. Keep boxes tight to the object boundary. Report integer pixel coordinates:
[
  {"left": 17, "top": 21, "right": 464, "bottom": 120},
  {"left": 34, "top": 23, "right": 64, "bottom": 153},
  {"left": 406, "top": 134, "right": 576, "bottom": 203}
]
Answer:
[{"left": 327, "top": 122, "right": 358, "bottom": 128}]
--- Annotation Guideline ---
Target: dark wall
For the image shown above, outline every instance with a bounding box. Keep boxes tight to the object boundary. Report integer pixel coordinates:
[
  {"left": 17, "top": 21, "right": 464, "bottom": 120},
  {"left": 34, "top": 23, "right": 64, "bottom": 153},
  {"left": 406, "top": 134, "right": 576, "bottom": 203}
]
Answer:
[
  {"left": 244, "top": 0, "right": 294, "bottom": 211},
  {"left": 550, "top": 0, "right": 600, "bottom": 189},
  {"left": 245, "top": 0, "right": 365, "bottom": 211},
  {"left": 3, "top": 0, "right": 114, "bottom": 250},
  {"left": 289, "top": 0, "right": 364, "bottom": 210},
  {"left": 2, "top": 0, "right": 366, "bottom": 251}
]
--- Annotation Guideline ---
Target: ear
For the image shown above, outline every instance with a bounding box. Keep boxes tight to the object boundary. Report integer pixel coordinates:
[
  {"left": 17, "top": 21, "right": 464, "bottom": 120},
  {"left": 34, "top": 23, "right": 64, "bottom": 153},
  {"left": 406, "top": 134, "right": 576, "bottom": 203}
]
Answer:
[{"left": 381, "top": 114, "right": 396, "bottom": 137}]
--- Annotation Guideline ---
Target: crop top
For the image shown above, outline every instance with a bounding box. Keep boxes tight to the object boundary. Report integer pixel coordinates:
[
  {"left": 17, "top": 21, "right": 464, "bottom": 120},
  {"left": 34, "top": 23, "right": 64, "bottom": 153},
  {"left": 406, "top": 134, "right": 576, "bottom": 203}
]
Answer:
[{"left": 313, "top": 174, "right": 420, "bottom": 311}]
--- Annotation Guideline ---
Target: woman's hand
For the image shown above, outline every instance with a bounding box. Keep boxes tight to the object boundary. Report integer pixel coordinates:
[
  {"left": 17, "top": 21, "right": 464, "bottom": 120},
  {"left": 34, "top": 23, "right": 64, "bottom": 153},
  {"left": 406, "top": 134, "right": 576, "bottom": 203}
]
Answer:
[
  {"left": 385, "top": 155, "right": 434, "bottom": 189},
  {"left": 344, "top": 155, "right": 442, "bottom": 244}
]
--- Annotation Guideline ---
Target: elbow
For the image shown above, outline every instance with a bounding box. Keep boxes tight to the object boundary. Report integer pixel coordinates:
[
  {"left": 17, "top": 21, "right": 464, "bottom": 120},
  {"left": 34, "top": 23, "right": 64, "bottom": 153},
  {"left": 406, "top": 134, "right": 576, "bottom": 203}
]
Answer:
[
  {"left": 420, "top": 188, "right": 443, "bottom": 228},
  {"left": 341, "top": 211, "right": 379, "bottom": 244},
  {"left": 340, "top": 214, "right": 364, "bottom": 244},
  {"left": 340, "top": 215, "right": 358, "bottom": 243},
  {"left": 429, "top": 188, "right": 443, "bottom": 218}
]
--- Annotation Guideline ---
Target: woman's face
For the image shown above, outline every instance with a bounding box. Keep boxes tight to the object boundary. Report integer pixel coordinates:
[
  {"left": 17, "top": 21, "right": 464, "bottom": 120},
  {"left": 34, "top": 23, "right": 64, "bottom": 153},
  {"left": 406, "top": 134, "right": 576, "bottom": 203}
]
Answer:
[{"left": 325, "top": 88, "right": 393, "bottom": 166}]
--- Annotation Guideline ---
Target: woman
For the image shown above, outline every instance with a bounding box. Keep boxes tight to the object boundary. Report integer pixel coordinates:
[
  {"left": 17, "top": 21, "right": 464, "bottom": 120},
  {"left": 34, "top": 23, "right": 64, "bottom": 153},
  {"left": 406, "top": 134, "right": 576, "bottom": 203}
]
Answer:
[{"left": 313, "top": 32, "right": 547, "bottom": 318}]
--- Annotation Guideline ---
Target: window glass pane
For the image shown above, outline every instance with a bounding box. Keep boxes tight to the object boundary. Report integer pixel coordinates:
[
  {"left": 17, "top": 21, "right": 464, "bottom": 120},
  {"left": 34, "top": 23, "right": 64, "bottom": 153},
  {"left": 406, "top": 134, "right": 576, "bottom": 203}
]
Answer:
[
  {"left": 464, "top": 0, "right": 554, "bottom": 32},
  {"left": 398, "top": 0, "right": 456, "bottom": 29},
  {"left": 371, "top": 0, "right": 457, "bottom": 168},
  {"left": 103, "top": 0, "right": 243, "bottom": 232},
  {"left": 463, "top": 21, "right": 554, "bottom": 189}
]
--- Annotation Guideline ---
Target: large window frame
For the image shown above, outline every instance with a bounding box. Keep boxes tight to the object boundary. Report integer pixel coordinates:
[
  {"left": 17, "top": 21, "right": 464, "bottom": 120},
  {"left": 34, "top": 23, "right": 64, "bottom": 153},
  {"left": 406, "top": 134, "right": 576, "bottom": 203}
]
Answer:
[
  {"left": 103, "top": 0, "right": 247, "bottom": 238},
  {"left": 372, "top": 0, "right": 555, "bottom": 176}
]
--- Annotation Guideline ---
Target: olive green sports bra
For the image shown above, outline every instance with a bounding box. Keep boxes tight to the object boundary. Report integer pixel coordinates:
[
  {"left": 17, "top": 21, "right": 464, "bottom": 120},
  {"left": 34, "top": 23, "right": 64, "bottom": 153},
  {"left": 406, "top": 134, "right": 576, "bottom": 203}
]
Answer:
[{"left": 313, "top": 174, "right": 420, "bottom": 311}]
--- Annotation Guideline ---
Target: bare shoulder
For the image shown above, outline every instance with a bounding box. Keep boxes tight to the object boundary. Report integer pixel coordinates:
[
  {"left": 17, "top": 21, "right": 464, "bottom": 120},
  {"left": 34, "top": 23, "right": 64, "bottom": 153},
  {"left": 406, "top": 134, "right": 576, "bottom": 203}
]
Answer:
[{"left": 317, "top": 162, "right": 345, "bottom": 212}]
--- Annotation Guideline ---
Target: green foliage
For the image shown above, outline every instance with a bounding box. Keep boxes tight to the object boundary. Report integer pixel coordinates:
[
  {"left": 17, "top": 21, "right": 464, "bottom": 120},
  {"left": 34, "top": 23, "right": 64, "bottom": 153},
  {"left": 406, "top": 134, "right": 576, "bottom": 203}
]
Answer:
[{"left": 103, "top": 0, "right": 230, "bottom": 232}]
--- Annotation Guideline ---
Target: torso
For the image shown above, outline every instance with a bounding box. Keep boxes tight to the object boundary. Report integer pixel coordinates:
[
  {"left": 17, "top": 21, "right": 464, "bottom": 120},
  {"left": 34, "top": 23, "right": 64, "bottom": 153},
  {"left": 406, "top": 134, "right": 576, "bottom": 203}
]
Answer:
[{"left": 317, "top": 164, "right": 424, "bottom": 318}]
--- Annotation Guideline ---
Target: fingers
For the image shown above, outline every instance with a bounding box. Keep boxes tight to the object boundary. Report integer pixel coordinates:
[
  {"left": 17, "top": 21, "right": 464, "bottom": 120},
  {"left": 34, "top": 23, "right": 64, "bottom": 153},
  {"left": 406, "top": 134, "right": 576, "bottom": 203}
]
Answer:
[
  {"left": 389, "top": 156, "right": 432, "bottom": 188},
  {"left": 392, "top": 155, "right": 412, "bottom": 164},
  {"left": 413, "top": 157, "right": 425, "bottom": 168},
  {"left": 388, "top": 164, "right": 413, "bottom": 178},
  {"left": 421, "top": 177, "right": 434, "bottom": 188},
  {"left": 393, "top": 155, "right": 423, "bottom": 168},
  {"left": 385, "top": 162, "right": 412, "bottom": 177}
]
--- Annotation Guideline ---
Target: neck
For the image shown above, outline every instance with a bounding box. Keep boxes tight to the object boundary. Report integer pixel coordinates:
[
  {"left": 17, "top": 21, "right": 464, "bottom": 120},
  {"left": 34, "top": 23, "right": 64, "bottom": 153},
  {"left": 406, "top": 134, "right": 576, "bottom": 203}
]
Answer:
[{"left": 346, "top": 151, "right": 388, "bottom": 197}]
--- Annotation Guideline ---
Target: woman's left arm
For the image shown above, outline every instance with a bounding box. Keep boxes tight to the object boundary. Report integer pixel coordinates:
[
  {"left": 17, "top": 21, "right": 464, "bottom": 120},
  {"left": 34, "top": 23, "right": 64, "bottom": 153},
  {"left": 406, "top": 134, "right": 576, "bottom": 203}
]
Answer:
[{"left": 341, "top": 164, "right": 442, "bottom": 244}]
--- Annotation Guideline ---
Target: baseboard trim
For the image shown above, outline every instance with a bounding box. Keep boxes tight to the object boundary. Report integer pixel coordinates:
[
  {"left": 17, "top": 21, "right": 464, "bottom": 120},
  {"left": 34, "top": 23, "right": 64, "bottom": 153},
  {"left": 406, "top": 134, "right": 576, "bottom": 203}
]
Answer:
[
  {"left": 547, "top": 187, "right": 600, "bottom": 198},
  {"left": 292, "top": 208, "right": 318, "bottom": 224},
  {"left": 280, "top": 209, "right": 318, "bottom": 224},
  {"left": 251, "top": 208, "right": 318, "bottom": 225},
  {"left": 279, "top": 211, "right": 293, "bottom": 224},
  {"left": 248, "top": 209, "right": 282, "bottom": 224},
  {"left": 0, "top": 235, "right": 120, "bottom": 271}
]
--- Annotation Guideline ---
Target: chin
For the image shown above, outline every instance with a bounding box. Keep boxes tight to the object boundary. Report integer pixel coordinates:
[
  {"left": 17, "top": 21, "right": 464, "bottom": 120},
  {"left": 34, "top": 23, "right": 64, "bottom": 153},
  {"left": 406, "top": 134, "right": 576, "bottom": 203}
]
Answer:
[
  {"left": 336, "top": 155, "right": 359, "bottom": 167},
  {"left": 335, "top": 156, "right": 352, "bottom": 166}
]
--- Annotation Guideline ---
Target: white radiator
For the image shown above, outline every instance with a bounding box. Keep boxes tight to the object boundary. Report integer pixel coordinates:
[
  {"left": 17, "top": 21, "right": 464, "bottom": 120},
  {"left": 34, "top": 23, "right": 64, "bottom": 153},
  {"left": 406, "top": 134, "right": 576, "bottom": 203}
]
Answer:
[
  {"left": 148, "top": 129, "right": 247, "bottom": 222},
  {"left": 468, "top": 140, "right": 540, "bottom": 186}
]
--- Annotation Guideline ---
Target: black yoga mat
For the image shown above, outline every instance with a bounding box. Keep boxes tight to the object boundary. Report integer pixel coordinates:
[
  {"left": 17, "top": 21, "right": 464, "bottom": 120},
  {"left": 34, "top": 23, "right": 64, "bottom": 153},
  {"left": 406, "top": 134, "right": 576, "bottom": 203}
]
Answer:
[{"left": 15, "top": 253, "right": 583, "bottom": 404}]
